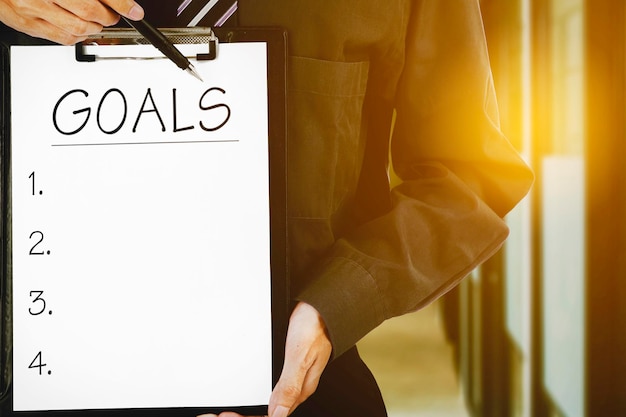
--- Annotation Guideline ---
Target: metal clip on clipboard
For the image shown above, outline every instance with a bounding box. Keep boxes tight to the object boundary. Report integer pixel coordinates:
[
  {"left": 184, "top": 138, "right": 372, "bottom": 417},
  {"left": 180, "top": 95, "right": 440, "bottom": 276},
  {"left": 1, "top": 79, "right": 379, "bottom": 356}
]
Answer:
[{"left": 75, "top": 27, "right": 218, "bottom": 63}]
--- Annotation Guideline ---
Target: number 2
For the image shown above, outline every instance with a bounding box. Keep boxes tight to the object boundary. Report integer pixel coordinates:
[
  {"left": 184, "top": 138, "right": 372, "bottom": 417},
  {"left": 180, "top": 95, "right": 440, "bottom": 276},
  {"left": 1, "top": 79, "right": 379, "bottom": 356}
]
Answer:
[{"left": 29, "top": 231, "right": 45, "bottom": 255}]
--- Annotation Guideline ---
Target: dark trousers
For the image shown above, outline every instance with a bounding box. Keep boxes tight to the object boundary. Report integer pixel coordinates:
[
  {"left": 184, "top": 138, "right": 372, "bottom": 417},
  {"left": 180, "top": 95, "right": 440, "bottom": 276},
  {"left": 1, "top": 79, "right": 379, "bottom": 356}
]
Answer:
[{"left": 294, "top": 347, "right": 387, "bottom": 417}]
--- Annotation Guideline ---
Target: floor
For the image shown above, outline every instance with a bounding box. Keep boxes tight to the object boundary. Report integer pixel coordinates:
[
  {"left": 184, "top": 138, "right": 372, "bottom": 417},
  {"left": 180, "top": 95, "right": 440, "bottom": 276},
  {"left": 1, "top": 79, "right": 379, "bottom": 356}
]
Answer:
[{"left": 358, "top": 301, "right": 469, "bottom": 417}]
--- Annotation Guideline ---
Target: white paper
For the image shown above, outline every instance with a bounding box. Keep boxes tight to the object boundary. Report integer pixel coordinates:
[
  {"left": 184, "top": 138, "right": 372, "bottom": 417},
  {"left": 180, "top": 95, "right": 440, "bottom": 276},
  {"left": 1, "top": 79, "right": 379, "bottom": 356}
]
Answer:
[{"left": 11, "top": 43, "right": 272, "bottom": 411}]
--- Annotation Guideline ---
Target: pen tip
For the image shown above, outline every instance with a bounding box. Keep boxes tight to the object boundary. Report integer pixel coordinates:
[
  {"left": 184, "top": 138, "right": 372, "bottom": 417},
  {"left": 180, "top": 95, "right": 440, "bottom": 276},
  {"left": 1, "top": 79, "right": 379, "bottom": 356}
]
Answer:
[{"left": 186, "top": 65, "right": 204, "bottom": 82}]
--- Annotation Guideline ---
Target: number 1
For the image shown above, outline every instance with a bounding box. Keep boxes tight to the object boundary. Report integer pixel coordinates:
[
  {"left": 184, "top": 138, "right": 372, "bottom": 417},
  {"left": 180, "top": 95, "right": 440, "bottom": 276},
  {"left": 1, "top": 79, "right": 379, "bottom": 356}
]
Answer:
[{"left": 29, "top": 171, "right": 42, "bottom": 196}]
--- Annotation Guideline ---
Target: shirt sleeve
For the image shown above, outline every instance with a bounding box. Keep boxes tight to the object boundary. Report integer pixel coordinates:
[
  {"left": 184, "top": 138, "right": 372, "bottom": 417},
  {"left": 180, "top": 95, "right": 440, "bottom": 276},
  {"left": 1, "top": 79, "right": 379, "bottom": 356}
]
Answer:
[{"left": 297, "top": 0, "right": 534, "bottom": 359}]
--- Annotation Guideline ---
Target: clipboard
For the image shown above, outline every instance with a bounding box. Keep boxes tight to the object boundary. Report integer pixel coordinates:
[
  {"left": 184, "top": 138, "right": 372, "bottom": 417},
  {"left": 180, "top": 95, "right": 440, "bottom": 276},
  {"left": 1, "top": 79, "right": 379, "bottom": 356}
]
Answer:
[{"left": 0, "top": 26, "right": 288, "bottom": 416}]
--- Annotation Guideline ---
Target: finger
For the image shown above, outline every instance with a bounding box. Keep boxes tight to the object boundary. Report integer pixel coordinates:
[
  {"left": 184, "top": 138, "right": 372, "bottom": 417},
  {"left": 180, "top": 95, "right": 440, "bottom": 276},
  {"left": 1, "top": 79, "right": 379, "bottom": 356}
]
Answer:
[
  {"left": 220, "top": 413, "right": 264, "bottom": 417},
  {"left": 53, "top": 0, "right": 120, "bottom": 27},
  {"left": 0, "top": 3, "right": 87, "bottom": 44},
  {"left": 269, "top": 343, "right": 313, "bottom": 414},
  {"left": 268, "top": 303, "right": 332, "bottom": 417},
  {"left": 46, "top": 2, "right": 104, "bottom": 38},
  {"left": 21, "top": 0, "right": 104, "bottom": 39},
  {"left": 269, "top": 352, "right": 327, "bottom": 416},
  {"left": 195, "top": 413, "right": 264, "bottom": 417},
  {"left": 99, "top": 0, "right": 144, "bottom": 21},
  {"left": 33, "top": 19, "right": 90, "bottom": 45}
]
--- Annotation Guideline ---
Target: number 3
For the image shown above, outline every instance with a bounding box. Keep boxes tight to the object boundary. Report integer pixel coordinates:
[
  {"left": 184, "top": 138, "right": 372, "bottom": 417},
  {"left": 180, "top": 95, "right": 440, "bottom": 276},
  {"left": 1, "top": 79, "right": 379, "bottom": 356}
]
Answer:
[{"left": 29, "top": 291, "right": 47, "bottom": 316}]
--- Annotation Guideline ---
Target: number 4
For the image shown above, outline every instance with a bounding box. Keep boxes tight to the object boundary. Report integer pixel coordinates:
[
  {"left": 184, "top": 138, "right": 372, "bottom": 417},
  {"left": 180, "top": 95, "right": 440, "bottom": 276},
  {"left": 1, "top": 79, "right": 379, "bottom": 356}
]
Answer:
[{"left": 29, "top": 351, "right": 49, "bottom": 375}]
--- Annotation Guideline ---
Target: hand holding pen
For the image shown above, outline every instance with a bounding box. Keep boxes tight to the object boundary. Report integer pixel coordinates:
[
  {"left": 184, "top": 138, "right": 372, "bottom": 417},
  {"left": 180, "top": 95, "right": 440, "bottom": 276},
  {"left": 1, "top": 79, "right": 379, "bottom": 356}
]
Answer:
[
  {"left": 0, "top": 0, "right": 201, "bottom": 80},
  {"left": 0, "top": 0, "right": 145, "bottom": 45}
]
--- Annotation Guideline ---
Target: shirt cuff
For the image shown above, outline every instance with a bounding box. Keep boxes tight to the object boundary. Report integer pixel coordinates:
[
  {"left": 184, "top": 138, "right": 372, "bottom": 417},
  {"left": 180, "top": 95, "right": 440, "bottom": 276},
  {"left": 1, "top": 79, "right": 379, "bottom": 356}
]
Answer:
[{"left": 296, "top": 256, "right": 386, "bottom": 360}]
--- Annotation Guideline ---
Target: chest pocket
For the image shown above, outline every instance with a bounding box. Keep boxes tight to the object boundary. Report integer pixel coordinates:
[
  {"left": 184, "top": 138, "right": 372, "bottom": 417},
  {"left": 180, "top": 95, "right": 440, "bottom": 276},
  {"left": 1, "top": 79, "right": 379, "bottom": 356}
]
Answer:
[
  {"left": 287, "top": 56, "right": 369, "bottom": 277},
  {"left": 288, "top": 56, "right": 369, "bottom": 218}
]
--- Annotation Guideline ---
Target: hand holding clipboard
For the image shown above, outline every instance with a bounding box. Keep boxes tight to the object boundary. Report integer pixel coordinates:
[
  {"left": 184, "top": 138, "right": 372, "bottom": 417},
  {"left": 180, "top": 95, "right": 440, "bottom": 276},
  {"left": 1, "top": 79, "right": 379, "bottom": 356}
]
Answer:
[{"left": 2, "top": 26, "right": 288, "bottom": 415}]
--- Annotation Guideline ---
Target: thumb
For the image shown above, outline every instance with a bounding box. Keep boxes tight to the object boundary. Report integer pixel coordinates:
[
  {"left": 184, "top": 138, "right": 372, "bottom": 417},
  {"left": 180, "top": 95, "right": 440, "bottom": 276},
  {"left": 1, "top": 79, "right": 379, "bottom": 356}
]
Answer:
[
  {"left": 267, "top": 364, "right": 306, "bottom": 417},
  {"left": 125, "top": 3, "right": 144, "bottom": 20},
  {"left": 267, "top": 302, "right": 332, "bottom": 417},
  {"left": 269, "top": 404, "right": 290, "bottom": 417},
  {"left": 103, "top": 0, "right": 145, "bottom": 20}
]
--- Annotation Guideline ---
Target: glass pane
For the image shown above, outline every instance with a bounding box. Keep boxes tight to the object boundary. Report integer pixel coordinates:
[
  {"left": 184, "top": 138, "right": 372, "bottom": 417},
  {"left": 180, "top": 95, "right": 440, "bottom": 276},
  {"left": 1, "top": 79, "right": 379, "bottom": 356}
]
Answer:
[
  {"left": 551, "top": 1, "right": 585, "bottom": 155},
  {"left": 542, "top": 0, "right": 586, "bottom": 416}
]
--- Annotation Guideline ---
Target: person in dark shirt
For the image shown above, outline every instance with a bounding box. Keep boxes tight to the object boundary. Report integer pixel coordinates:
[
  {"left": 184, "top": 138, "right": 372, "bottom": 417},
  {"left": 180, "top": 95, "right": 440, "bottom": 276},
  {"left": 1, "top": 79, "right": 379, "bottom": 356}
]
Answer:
[{"left": 0, "top": 1, "right": 534, "bottom": 416}]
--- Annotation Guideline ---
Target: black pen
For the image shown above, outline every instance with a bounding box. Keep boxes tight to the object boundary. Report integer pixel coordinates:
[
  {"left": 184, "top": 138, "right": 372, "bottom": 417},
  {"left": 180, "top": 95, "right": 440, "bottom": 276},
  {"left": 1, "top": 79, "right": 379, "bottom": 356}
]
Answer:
[{"left": 122, "top": 17, "right": 203, "bottom": 81}]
